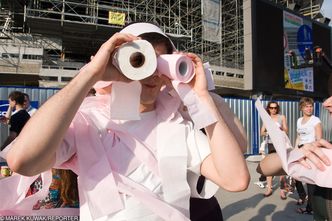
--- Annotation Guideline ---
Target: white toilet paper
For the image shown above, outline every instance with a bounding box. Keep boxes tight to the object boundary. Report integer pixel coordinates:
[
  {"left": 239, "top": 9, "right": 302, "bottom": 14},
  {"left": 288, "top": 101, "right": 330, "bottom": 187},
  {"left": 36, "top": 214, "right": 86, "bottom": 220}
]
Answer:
[
  {"left": 157, "top": 54, "right": 195, "bottom": 83},
  {"left": 113, "top": 40, "right": 157, "bottom": 81}
]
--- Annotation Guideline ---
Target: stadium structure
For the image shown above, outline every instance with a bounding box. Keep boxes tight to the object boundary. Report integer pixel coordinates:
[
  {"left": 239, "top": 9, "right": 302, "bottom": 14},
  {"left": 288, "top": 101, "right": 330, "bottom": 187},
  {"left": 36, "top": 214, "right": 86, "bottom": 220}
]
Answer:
[{"left": 0, "top": 0, "right": 329, "bottom": 89}]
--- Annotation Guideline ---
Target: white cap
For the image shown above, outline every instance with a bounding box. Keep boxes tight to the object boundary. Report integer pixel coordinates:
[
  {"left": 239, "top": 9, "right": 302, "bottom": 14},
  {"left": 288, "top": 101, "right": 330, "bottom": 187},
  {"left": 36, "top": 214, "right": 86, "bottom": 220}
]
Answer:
[{"left": 120, "top": 22, "right": 175, "bottom": 49}]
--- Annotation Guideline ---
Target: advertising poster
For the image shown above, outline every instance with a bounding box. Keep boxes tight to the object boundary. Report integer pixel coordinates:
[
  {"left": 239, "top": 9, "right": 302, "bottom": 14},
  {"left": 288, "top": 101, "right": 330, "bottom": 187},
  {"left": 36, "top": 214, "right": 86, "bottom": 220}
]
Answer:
[{"left": 283, "top": 11, "right": 314, "bottom": 92}]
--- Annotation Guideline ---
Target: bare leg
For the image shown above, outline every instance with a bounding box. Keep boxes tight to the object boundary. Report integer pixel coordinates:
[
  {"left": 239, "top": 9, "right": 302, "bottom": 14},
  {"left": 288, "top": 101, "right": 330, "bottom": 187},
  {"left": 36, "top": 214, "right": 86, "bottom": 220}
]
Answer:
[
  {"left": 280, "top": 176, "right": 287, "bottom": 200},
  {"left": 264, "top": 176, "right": 273, "bottom": 197}
]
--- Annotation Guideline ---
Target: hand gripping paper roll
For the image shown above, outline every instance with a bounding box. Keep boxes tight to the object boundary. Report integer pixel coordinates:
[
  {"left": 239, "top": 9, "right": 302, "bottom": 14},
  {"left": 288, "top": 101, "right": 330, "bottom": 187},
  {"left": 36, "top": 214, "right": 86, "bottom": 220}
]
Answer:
[
  {"left": 157, "top": 54, "right": 195, "bottom": 83},
  {"left": 113, "top": 40, "right": 157, "bottom": 80}
]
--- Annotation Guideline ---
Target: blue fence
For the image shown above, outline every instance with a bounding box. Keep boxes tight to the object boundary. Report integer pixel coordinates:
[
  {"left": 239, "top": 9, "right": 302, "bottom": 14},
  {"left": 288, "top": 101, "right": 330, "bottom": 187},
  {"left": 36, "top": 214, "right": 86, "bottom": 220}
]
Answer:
[{"left": 0, "top": 86, "right": 331, "bottom": 155}]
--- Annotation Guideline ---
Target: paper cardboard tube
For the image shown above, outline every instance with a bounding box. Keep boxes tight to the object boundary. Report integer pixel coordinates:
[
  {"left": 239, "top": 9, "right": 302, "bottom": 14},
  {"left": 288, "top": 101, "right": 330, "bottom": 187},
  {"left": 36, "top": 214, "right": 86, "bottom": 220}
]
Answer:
[
  {"left": 113, "top": 40, "right": 157, "bottom": 81},
  {"left": 157, "top": 54, "right": 195, "bottom": 83}
]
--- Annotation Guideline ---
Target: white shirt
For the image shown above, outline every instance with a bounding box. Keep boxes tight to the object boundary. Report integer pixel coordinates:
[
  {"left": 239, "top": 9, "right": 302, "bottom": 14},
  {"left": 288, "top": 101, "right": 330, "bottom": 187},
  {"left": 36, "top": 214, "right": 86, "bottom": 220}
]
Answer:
[
  {"left": 26, "top": 105, "right": 37, "bottom": 116},
  {"left": 297, "top": 115, "right": 321, "bottom": 145}
]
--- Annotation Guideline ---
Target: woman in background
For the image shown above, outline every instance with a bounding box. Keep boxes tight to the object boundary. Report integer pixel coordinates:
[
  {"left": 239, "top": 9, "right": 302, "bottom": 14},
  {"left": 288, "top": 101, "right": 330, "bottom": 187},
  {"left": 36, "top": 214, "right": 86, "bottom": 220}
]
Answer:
[{"left": 260, "top": 101, "right": 288, "bottom": 199}]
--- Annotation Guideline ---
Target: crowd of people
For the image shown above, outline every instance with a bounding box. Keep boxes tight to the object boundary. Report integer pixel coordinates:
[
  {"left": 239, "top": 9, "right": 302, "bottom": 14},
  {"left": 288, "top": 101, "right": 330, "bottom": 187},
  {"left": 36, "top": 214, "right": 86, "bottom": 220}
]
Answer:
[
  {"left": 254, "top": 97, "right": 330, "bottom": 219},
  {"left": 0, "top": 22, "right": 332, "bottom": 221}
]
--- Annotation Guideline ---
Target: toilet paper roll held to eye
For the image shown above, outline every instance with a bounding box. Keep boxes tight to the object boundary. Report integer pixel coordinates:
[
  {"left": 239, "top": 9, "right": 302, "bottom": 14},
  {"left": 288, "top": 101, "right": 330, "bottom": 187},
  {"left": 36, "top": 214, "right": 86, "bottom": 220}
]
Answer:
[
  {"left": 113, "top": 40, "right": 157, "bottom": 81},
  {"left": 157, "top": 54, "right": 195, "bottom": 83}
]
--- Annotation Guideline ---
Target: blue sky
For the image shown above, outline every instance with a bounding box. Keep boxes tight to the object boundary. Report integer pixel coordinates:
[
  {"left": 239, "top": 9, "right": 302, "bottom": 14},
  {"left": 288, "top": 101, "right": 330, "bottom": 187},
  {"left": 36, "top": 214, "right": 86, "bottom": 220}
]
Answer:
[{"left": 321, "top": 1, "right": 332, "bottom": 25}]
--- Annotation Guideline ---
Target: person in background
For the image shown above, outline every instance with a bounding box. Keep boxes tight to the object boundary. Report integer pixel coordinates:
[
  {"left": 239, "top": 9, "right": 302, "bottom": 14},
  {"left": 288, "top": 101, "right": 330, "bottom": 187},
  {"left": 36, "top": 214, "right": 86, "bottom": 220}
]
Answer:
[
  {"left": 257, "top": 95, "right": 332, "bottom": 220},
  {"left": 0, "top": 92, "right": 36, "bottom": 125},
  {"left": 0, "top": 91, "right": 30, "bottom": 177},
  {"left": 0, "top": 91, "right": 30, "bottom": 151},
  {"left": 23, "top": 93, "right": 37, "bottom": 116},
  {"left": 260, "top": 101, "right": 288, "bottom": 199},
  {"left": 254, "top": 136, "right": 268, "bottom": 189},
  {"left": 295, "top": 97, "right": 322, "bottom": 215},
  {"left": 33, "top": 169, "right": 79, "bottom": 209}
]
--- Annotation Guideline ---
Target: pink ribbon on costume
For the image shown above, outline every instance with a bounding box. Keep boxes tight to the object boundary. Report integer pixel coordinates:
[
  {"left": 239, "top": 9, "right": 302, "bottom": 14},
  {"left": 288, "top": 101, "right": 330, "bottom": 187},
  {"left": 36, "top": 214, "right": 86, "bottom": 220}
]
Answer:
[
  {"left": 203, "top": 62, "right": 215, "bottom": 91},
  {"left": 110, "top": 81, "right": 142, "bottom": 120},
  {"left": 157, "top": 118, "right": 191, "bottom": 217},
  {"left": 0, "top": 170, "right": 79, "bottom": 216},
  {"left": 73, "top": 113, "right": 124, "bottom": 220},
  {"left": 107, "top": 79, "right": 217, "bottom": 128},
  {"left": 0, "top": 208, "right": 79, "bottom": 216},
  {"left": 172, "top": 82, "right": 217, "bottom": 129},
  {"left": 255, "top": 99, "right": 332, "bottom": 188},
  {"left": 115, "top": 172, "right": 190, "bottom": 221},
  {"left": 0, "top": 173, "right": 39, "bottom": 210},
  {"left": 73, "top": 104, "right": 192, "bottom": 220},
  {"left": 0, "top": 145, "right": 50, "bottom": 211}
]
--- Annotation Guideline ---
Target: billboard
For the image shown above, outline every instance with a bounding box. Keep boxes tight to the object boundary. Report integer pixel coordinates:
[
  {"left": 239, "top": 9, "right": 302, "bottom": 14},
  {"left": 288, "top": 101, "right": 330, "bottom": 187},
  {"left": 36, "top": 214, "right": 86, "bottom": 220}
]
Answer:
[
  {"left": 283, "top": 11, "right": 314, "bottom": 92},
  {"left": 250, "top": 0, "right": 331, "bottom": 98}
]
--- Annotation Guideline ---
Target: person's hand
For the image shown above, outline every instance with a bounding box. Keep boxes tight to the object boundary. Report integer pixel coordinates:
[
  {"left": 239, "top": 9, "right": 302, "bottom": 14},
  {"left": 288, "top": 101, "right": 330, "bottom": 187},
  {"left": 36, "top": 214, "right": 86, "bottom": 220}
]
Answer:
[
  {"left": 83, "top": 33, "right": 139, "bottom": 83},
  {"left": 185, "top": 53, "right": 209, "bottom": 97},
  {"left": 8, "top": 100, "right": 15, "bottom": 108},
  {"left": 298, "top": 139, "right": 332, "bottom": 171}
]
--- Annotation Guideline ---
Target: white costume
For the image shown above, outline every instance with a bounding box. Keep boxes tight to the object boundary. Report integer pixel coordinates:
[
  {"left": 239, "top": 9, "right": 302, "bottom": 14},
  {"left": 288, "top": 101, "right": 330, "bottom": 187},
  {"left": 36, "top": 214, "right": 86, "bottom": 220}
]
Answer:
[
  {"left": 0, "top": 23, "right": 219, "bottom": 220},
  {"left": 55, "top": 91, "right": 218, "bottom": 220}
]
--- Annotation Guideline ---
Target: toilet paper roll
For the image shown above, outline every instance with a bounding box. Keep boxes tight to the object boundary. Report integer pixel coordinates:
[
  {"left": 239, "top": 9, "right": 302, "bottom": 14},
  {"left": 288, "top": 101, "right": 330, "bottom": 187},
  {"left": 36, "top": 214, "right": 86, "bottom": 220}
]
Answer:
[
  {"left": 157, "top": 54, "right": 195, "bottom": 83},
  {"left": 113, "top": 40, "right": 157, "bottom": 81}
]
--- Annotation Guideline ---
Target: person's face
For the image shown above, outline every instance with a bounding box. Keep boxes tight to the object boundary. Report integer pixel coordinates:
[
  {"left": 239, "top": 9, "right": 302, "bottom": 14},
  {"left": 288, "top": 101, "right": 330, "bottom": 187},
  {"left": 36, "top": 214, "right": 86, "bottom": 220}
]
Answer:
[
  {"left": 323, "top": 96, "right": 332, "bottom": 115},
  {"left": 268, "top": 103, "right": 278, "bottom": 115},
  {"left": 23, "top": 95, "right": 30, "bottom": 109},
  {"left": 139, "top": 43, "right": 168, "bottom": 110},
  {"left": 301, "top": 103, "right": 313, "bottom": 116}
]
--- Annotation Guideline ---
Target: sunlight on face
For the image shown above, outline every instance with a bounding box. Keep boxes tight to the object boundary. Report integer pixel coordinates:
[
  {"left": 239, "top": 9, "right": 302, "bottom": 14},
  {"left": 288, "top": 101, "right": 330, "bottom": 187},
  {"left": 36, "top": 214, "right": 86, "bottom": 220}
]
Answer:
[
  {"left": 301, "top": 103, "right": 313, "bottom": 116},
  {"left": 139, "top": 44, "right": 168, "bottom": 112}
]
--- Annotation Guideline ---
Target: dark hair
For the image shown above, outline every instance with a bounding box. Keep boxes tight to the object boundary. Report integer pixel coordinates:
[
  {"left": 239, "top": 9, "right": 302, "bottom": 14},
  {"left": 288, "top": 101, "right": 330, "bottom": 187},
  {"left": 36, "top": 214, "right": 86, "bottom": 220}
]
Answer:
[
  {"left": 139, "top": 32, "right": 174, "bottom": 54},
  {"left": 22, "top": 93, "right": 30, "bottom": 99},
  {"left": 59, "top": 169, "right": 79, "bottom": 206},
  {"left": 8, "top": 91, "right": 25, "bottom": 105},
  {"left": 265, "top": 101, "right": 280, "bottom": 115}
]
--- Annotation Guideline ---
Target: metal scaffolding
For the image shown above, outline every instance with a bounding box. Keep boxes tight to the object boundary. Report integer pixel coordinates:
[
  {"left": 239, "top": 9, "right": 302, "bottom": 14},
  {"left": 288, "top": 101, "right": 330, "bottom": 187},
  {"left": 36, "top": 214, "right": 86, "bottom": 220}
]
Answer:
[
  {"left": 0, "top": 0, "right": 327, "bottom": 87},
  {"left": 271, "top": 0, "right": 324, "bottom": 18}
]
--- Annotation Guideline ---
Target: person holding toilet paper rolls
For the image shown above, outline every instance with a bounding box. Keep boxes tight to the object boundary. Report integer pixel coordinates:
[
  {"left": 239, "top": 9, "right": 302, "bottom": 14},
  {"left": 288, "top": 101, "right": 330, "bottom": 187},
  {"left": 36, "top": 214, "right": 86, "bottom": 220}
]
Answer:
[{"left": 3, "top": 22, "right": 249, "bottom": 220}]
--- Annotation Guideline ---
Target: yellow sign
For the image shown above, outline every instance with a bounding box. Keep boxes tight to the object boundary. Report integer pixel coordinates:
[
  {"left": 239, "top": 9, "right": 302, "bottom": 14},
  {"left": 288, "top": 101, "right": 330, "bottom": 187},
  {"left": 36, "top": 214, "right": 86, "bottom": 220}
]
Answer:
[{"left": 109, "top": 11, "right": 125, "bottom": 25}]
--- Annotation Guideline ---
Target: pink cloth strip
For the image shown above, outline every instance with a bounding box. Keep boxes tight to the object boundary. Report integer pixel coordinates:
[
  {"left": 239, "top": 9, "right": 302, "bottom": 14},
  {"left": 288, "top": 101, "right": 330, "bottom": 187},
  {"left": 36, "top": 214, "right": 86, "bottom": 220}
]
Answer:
[
  {"left": 0, "top": 208, "right": 79, "bottom": 216},
  {"left": 73, "top": 113, "right": 124, "bottom": 220},
  {"left": 75, "top": 93, "right": 193, "bottom": 219},
  {"left": 203, "top": 62, "right": 215, "bottom": 91},
  {"left": 110, "top": 81, "right": 141, "bottom": 120},
  {"left": 172, "top": 82, "right": 217, "bottom": 129},
  {"left": 108, "top": 127, "right": 160, "bottom": 177},
  {"left": 157, "top": 119, "right": 190, "bottom": 217},
  {"left": 0, "top": 170, "right": 79, "bottom": 216},
  {"left": 115, "top": 173, "right": 190, "bottom": 221}
]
